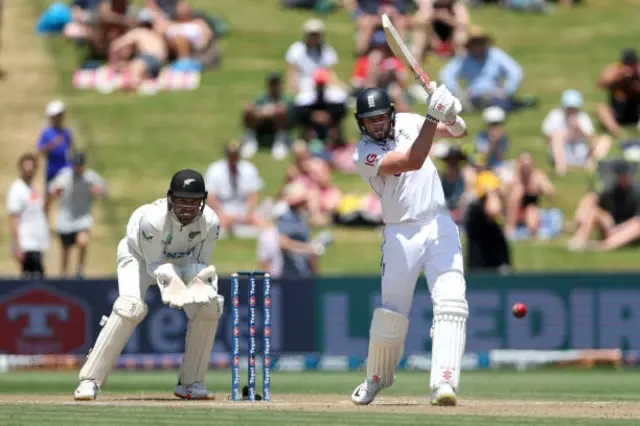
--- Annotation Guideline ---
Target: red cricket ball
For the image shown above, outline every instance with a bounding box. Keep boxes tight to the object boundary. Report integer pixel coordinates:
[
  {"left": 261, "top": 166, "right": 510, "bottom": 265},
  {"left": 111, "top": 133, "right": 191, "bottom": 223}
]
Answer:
[{"left": 512, "top": 303, "right": 527, "bottom": 319}]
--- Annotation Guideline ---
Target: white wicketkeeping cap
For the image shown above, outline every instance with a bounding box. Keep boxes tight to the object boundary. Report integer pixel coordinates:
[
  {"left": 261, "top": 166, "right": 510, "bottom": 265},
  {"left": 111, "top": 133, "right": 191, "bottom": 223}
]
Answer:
[
  {"left": 45, "top": 100, "right": 65, "bottom": 117},
  {"left": 482, "top": 106, "right": 506, "bottom": 124},
  {"left": 303, "top": 18, "right": 324, "bottom": 34}
]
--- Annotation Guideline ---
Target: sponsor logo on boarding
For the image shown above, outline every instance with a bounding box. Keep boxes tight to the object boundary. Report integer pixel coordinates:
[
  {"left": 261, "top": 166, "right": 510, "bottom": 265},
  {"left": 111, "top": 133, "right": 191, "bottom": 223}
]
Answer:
[
  {"left": 264, "top": 296, "right": 271, "bottom": 308},
  {"left": 0, "top": 285, "right": 89, "bottom": 354},
  {"left": 365, "top": 153, "right": 377, "bottom": 167},
  {"left": 250, "top": 325, "right": 256, "bottom": 336},
  {"left": 264, "top": 327, "right": 271, "bottom": 338},
  {"left": 249, "top": 295, "right": 256, "bottom": 306},
  {"left": 264, "top": 356, "right": 271, "bottom": 368}
]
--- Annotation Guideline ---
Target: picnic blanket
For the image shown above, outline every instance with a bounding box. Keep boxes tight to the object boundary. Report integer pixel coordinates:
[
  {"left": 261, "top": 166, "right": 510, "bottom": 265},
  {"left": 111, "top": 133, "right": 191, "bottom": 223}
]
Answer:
[{"left": 73, "top": 67, "right": 201, "bottom": 94}]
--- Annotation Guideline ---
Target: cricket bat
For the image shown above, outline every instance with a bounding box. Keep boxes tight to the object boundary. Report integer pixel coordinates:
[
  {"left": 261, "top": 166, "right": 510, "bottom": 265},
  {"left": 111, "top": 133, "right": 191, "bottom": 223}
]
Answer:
[{"left": 381, "top": 14, "right": 465, "bottom": 135}]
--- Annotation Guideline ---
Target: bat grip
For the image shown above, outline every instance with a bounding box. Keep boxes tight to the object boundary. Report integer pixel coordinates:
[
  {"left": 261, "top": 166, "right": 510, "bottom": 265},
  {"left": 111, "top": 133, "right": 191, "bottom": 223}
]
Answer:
[{"left": 448, "top": 116, "right": 466, "bottom": 137}]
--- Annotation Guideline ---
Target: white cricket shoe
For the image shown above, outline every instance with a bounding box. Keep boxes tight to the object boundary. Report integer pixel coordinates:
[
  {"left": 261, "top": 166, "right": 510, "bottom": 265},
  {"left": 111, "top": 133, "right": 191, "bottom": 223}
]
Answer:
[
  {"left": 74, "top": 379, "right": 98, "bottom": 401},
  {"left": 351, "top": 375, "right": 383, "bottom": 405},
  {"left": 271, "top": 140, "right": 289, "bottom": 160},
  {"left": 241, "top": 138, "right": 258, "bottom": 159},
  {"left": 174, "top": 382, "right": 215, "bottom": 400},
  {"left": 431, "top": 383, "right": 457, "bottom": 406}
]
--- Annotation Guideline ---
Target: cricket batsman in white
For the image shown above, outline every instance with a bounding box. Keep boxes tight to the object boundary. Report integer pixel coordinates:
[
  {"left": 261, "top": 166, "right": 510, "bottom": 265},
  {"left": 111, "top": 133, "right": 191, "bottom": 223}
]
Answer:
[
  {"left": 350, "top": 84, "right": 468, "bottom": 406},
  {"left": 74, "top": 169, "right": 223, "bottom": 401}
]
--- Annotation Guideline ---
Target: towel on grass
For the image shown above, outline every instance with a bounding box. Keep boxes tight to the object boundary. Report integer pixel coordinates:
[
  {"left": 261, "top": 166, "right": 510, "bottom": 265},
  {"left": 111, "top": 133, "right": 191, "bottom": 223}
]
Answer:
[{"left": 73, "top": 66, "right": 200, "bottom": 94}]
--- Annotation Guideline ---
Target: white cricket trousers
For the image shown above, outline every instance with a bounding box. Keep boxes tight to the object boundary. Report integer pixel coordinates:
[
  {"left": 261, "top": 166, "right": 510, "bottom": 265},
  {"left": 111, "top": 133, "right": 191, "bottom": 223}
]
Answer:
[
  {"left": 380, "top": 212, "right": 466, "bottom": 316},
  {"left": 116, "top": 238, "right": 155, "bottom": 300}
]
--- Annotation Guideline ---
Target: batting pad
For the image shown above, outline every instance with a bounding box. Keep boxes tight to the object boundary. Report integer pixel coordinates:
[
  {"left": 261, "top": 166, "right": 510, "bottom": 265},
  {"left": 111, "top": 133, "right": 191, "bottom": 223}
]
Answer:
[
  {"left": 79, "top": 296, "right": 148, "bottom": 386},
  {"left": 430, "top": 297, "right": 468, "bottom": 390},
  {"left": 366, "top": 308, "right": 409, "bottom": 388},
  {"left": 179, "top": 295, "right": 224, "bottom": 385}
]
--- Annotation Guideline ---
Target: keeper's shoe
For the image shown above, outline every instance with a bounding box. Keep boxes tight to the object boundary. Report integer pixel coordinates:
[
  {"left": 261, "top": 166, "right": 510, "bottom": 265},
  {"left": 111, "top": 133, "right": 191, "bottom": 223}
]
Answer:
[
  {"left": 431, "top": 383, "right": 458, "bottom": 406},
  {"left": 74, "top": 379, "right": 99, "bottom": 401},
  {"left": 174, "top": 382, "right": 215, "bottom": 400},
  {"left": 351, "top": 375, "right": 383, "bottom": 405}
]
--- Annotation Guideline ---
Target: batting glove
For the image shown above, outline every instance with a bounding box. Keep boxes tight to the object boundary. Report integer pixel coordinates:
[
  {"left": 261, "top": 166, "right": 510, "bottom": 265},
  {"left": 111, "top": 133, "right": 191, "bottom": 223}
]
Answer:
[{"left": 426, "top": 83, "right": 462, "bottom": 125}]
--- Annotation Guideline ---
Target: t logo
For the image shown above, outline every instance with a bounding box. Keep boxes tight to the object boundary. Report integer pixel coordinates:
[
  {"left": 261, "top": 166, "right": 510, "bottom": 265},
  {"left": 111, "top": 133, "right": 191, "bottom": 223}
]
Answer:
[{"left": 0, "top": 286, "right": 89, "bottom": 354}]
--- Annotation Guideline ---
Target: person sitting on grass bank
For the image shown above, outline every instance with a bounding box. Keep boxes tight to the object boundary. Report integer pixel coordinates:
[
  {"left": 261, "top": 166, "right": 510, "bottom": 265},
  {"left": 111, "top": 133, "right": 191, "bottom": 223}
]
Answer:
[
  {"left": 568, "top": 159, "right": 640, "bottom": 252},
  {"left": 595, "top": 49, "right": 640, "bottom": 139},
  {"left": 241, "top": 72, "right": 293, "bottom": 160},
  {"left": 439, "top": 26, "right": 536, "bottom": 113},
  {"left": 151, "top": 0, "right": 213, "bottom": 70},
  {"left": 205, "top": 141, "right": 268, "bottom": 237},
  {"left": 108, "top": 9, "right": 168, "bottom": 91}
]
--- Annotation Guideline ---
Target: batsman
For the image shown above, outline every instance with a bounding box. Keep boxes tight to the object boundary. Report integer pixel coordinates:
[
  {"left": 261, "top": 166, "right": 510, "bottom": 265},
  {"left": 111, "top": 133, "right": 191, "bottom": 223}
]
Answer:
[
  {"left": 74, "top": 169, "right": 223, "bottom": 401},
  {"left": 351, "top": 85, "right": 468, "bottom": 406}
]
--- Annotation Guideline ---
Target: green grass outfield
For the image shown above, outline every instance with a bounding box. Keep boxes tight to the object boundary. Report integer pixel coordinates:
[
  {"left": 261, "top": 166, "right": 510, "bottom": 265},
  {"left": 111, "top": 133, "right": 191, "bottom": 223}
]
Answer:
[
  {"left": 25, "top": 0, "right": 640, "bottom": 275},
  {"left": 1, "top": 370, "right": 640, "bottom": 424}
]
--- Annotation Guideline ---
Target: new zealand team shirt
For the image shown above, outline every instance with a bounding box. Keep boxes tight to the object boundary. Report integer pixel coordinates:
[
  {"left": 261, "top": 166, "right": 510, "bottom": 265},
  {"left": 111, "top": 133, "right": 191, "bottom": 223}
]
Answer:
[{"left": 123, "top": 198, "right": 220, "bottom": 278}]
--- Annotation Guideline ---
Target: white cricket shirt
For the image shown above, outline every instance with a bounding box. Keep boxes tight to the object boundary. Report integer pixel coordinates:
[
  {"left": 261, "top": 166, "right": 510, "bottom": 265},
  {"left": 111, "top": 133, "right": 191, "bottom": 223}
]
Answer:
[
  {"left": 204, "top": 159, "right": 264, "bottom": 217},
  {"left": 6, "top": 179, "right": 49, "bottom": 252},
  {"left": 353, "top": 113, "right": 447, "bottom": 224},
  {"left": 285, "top": 40, "right": 338, "bottom": 93},
  {"left": 122, "top": 198, "right": 220, "bottom": 278},
  {"left": 542, "top": 108, "right": 595, "bottom": 141}
]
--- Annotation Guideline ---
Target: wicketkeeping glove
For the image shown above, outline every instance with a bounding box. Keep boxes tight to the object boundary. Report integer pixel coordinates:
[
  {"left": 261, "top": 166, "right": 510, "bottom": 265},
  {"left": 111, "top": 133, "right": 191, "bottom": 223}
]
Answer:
[
  {"left": 183, "top": 265, "right": 219, "bottom": 305},
  {"left": 156, "top": 263, "right": 189, "bottom": 308}
]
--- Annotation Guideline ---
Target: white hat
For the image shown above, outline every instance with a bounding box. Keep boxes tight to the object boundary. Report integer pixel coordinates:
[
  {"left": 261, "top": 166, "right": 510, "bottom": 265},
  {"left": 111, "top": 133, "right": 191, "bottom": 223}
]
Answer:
[
  {"left": 482, "top": 106, "right": 506, "bottom": 124},
  {"left": 561, "top": 89, "right": 583, "bottom": 109},
  {"left": 303, "top": 18, "right": 324, "bottom": 34},
  {"left": 45, "top": 100, "right": 65, "bottom": 117}
]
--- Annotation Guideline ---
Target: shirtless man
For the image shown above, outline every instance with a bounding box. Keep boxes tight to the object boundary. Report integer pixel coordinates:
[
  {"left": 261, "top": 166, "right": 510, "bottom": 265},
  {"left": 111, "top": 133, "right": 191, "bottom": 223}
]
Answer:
[
  {"left": 153, "top": 0, "right": 214, "bottom": 60},
  {"left": 109, "top": 9, "right": 168, "bottom": 90},
  {"left": 504, "top": 152, "right": 555, "bottom": 239}
]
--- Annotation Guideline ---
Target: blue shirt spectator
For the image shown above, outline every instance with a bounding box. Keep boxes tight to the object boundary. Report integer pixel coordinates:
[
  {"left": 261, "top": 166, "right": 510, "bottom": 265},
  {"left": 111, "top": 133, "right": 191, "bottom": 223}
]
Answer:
[
  {"left": 475, "top": 132, "right": 509, "bottom": 169},
  {"left": 440, "top": 28, "right": 524, "bottom": 112},
  {"left": 440, "top": 46, "right": 522, "bottom": 98},
  {"left": 475, "top": 106, "right": 509, "bottom": 170},
  {"left": 277, "top": 208, "right": 314, "bottom": 279},
  {"left": 37, "top": 100, "right": 74, "bottom": 183}
]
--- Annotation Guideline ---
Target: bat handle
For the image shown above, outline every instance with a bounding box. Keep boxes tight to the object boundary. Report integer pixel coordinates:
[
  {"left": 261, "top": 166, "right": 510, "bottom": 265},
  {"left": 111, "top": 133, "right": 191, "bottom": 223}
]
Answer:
[{"left": 448, "top": 116, "right": 466, "bottom": 137}]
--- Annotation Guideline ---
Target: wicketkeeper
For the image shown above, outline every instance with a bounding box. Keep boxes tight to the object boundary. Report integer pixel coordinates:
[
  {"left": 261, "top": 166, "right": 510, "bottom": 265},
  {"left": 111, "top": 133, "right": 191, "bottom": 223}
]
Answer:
[{"left": 74, "top": 169, "right": 223, "bottom": 401}]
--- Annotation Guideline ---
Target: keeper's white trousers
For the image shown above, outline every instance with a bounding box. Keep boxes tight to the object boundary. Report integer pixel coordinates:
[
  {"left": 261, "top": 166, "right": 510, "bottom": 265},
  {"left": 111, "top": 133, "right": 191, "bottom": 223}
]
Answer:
[{"left": 116, "top": 238, "right": 155, "bottom": 300}]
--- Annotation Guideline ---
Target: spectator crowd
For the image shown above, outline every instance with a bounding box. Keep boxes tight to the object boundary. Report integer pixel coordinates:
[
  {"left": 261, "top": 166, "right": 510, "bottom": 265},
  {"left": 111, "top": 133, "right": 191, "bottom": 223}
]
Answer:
[{"left": 8, "top": 0, "right": 640, "bottom": 279}]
